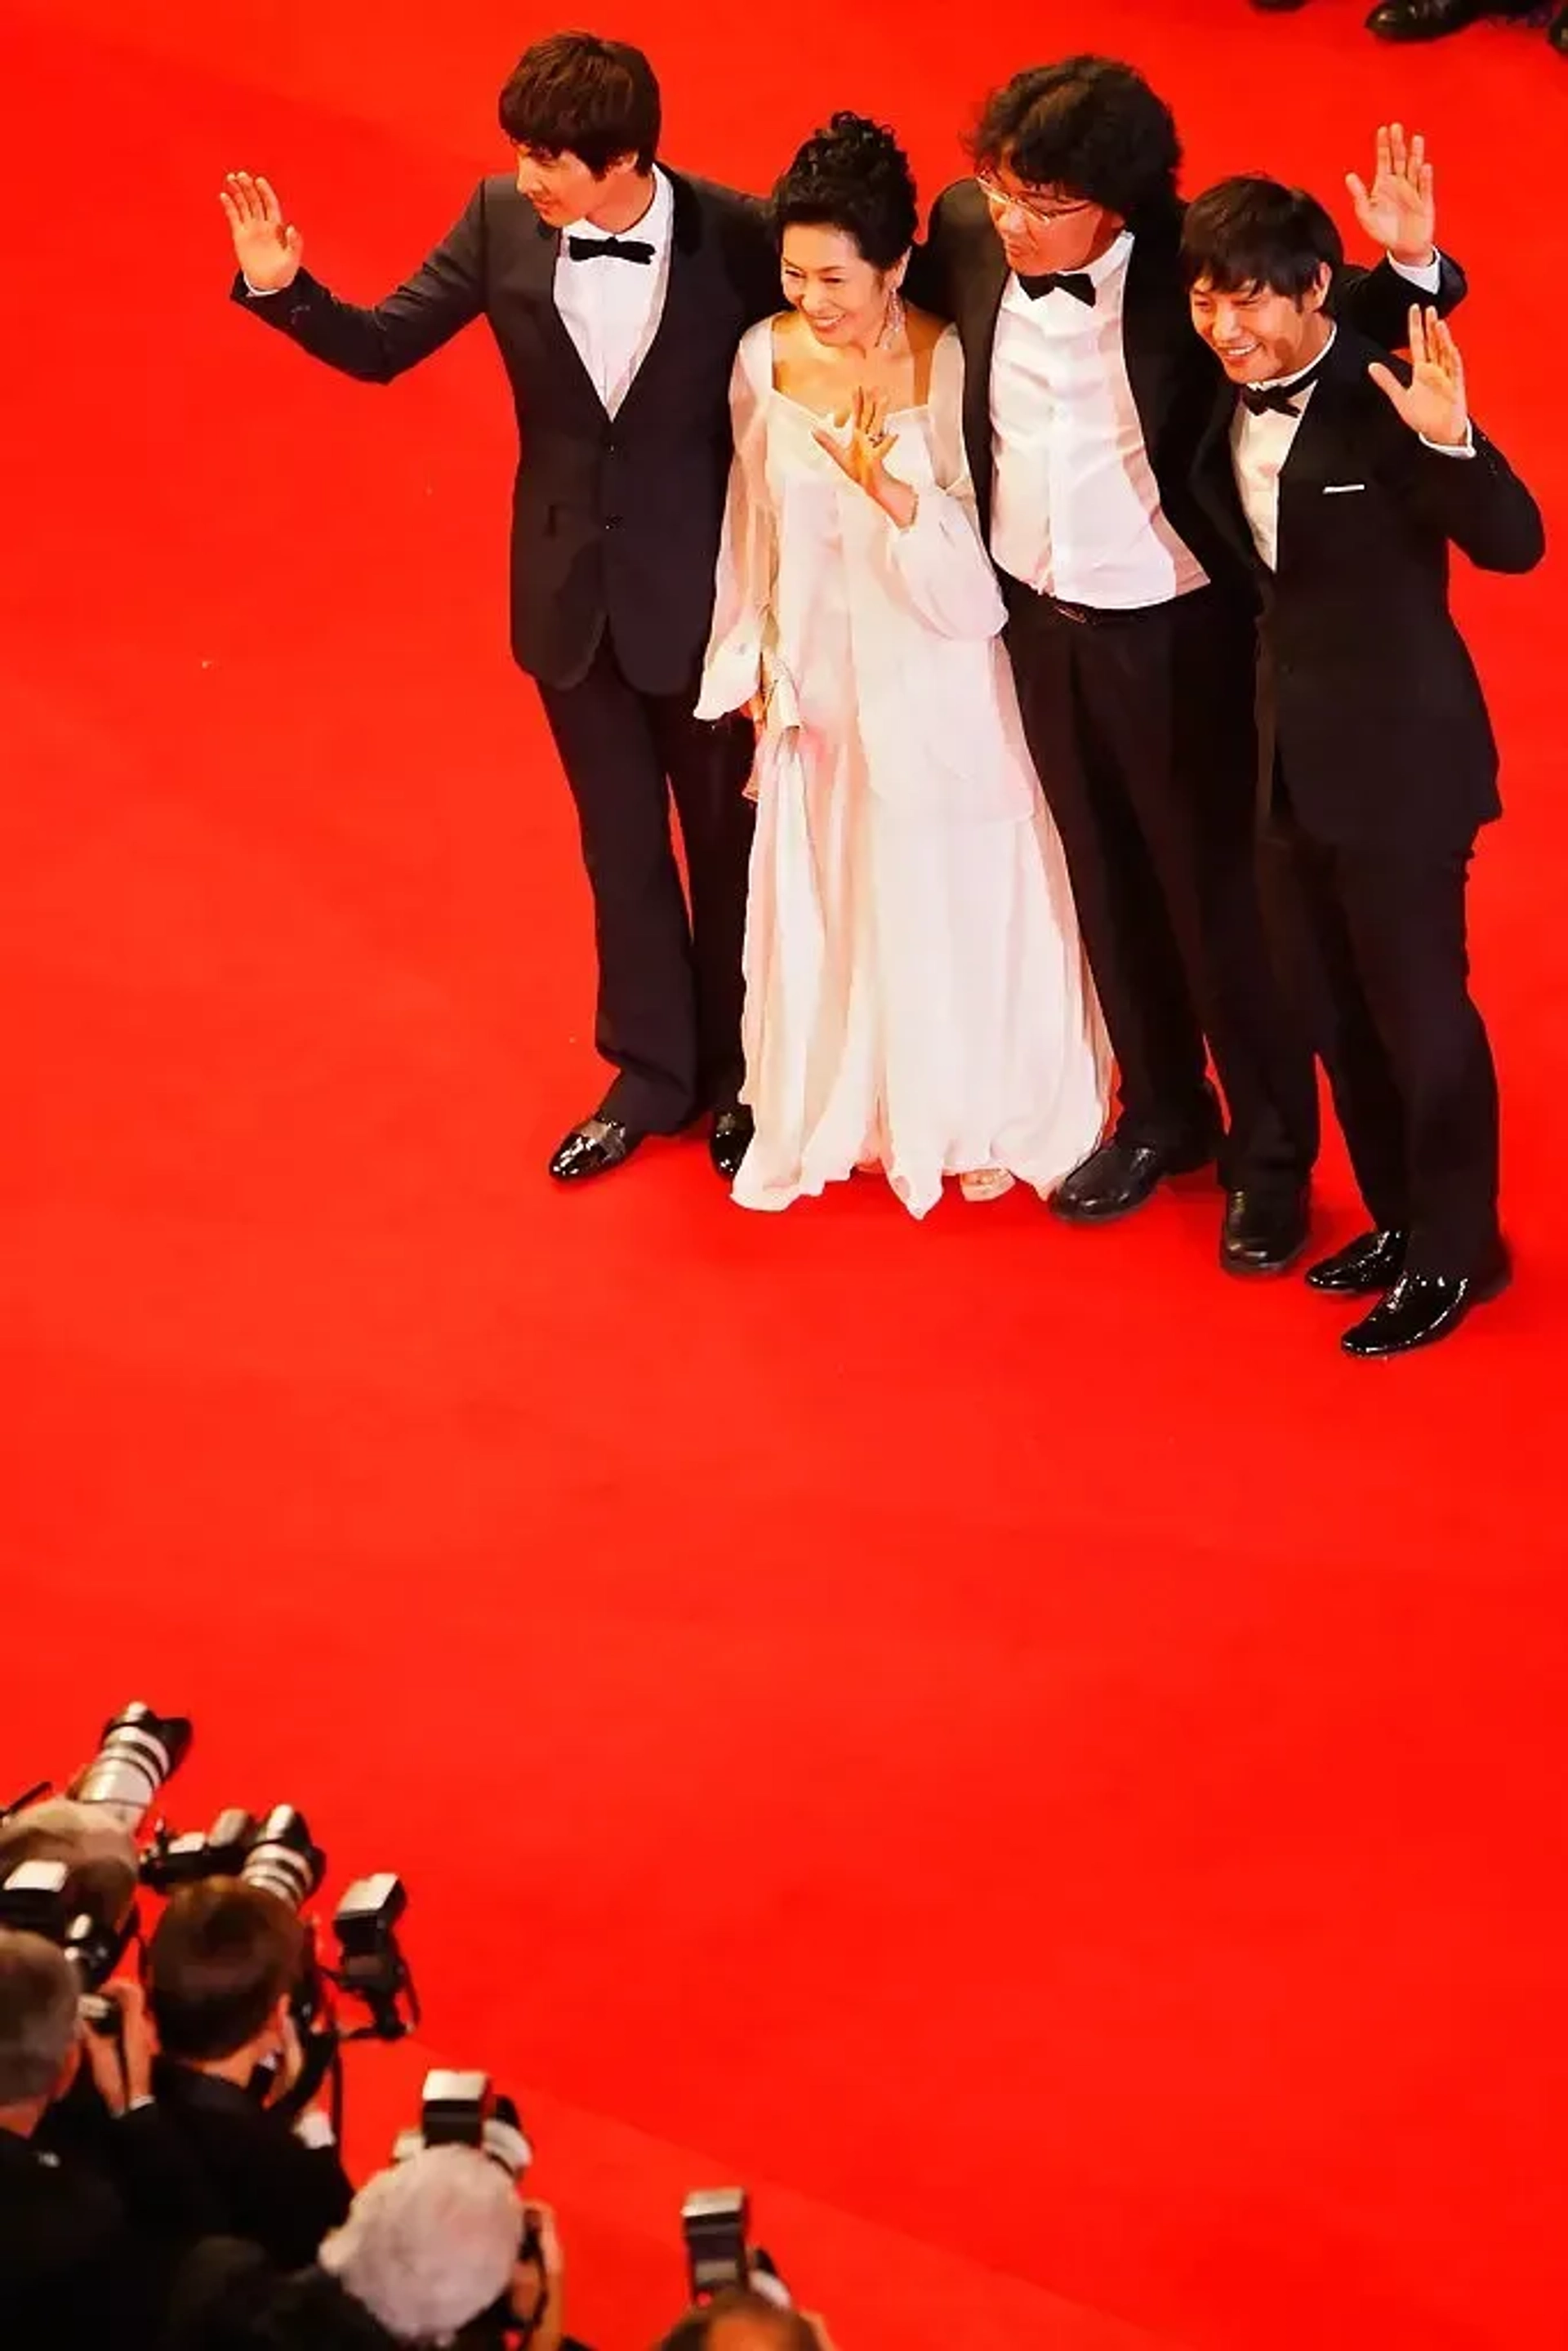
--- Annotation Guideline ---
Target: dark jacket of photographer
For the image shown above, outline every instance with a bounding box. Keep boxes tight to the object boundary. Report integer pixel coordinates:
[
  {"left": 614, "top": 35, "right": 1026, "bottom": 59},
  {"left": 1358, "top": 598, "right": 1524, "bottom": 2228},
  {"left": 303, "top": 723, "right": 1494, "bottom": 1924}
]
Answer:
[
  {"left": 153, "top": 2058, "right": 354, "bottom": 2272},
  {"left": 2, "top": 2104, "right": 219, "bottom": 2351}
]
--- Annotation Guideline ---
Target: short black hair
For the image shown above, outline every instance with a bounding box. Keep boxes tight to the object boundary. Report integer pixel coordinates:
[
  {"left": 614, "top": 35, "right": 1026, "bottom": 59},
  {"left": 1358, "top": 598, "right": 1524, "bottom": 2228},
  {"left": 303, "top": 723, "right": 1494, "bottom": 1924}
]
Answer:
[
  {"left": 1181, "top": 176, "right": 1344, "bottom": 297},
  {"left": 146, "top": 1879, "right": 304, "bottom": 2063},
  {"left": 498, "top": 33, "right": 661, "bottom": 176},
  {"left": 773, "top": 112, "right": 918, "bottom": 273},
  {"left": 969, "top": 56, "right": 1181, "bottom": 225}
]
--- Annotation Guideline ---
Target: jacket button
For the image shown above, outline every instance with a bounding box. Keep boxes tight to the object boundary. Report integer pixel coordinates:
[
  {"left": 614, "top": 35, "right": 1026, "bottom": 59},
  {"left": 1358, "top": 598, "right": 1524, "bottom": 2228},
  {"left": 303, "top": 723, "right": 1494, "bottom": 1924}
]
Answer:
[{"left": 604, "top": 515, "right": 621, "bottom": 532}]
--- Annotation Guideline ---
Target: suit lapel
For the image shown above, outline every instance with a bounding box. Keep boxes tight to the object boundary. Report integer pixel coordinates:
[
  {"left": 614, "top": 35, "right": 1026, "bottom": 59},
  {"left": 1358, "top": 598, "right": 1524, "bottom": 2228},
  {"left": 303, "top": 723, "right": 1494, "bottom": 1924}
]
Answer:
[
  {"left": 518, "top": 203, "right": 604, "bottom": 415},
  {"left": 611, "top": 169, "right": 709, "bottom": 431},
  {"left": 1272, "top": 327, "right": 1372, "bottom": 563},
  {"left": 1190, "top": 386, "right": 1258, "bottom": 576},
  {"left": 1119, "top": 207, "right": 1186, "bottom": 451}
]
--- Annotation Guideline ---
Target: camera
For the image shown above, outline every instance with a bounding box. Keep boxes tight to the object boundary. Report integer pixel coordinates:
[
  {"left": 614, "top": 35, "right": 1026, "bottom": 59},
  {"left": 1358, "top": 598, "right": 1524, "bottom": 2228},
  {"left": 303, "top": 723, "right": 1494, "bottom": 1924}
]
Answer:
[
  {"left": 393, "top": 2068, "right": 534, "bottom": 2186},
  {"left": 681, "top": 2189, "right": 752, "bottom": 2302},
  {"left": 330, "top": 1873, "right": 416, "bottom": 2039},
  {"left": 73, "top": 1703, "right": 192, "bottom": 1837},
  {"left": 0, "top": 1857, "right": 131, "bottom": 1992}
]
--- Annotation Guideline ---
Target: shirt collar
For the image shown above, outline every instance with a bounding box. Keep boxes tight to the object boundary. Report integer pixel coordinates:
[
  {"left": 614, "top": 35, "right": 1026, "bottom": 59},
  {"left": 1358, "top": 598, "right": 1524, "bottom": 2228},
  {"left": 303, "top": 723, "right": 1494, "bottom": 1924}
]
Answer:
[{"left": 563, "top": 165, "right": 672, "bottom": 251}]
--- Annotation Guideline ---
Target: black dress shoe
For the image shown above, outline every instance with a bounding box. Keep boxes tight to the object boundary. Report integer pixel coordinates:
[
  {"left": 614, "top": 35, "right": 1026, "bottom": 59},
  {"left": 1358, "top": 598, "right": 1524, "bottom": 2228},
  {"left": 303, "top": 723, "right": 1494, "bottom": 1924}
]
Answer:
[
  {"left": 1305, "top": 1227, "right": 1408, "bottom": 1296},
  {"left": 710, "top": 1106, "right": 754, "bottom": 1182},
  {"left": 548, "top": 1115, "right": 642, "bottom": 1182},
  {"left": 1340, "top": 1256, "right": 1510, "bottom": 1358},
  {"left": 1220, "top": 1186, "right": 1310, "bottom": 1276},
  {"left": 1051, "top": 1131, "right": 1216, "bottom": 1223},
  {"left": 1365, "top": 0, "right": 1521, "bottom": 38}
]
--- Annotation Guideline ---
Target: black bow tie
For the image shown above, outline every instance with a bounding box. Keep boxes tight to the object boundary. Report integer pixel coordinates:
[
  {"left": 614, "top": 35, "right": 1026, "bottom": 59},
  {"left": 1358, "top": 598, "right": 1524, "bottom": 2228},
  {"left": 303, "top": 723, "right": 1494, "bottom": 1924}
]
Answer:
[
  {"left": 1239, "top": 352, "right": 1330, "bottom": 416},
  {"left": 566, "top": 233, "right": 654, "bottom": 265},
  {"left": 1018, "top": 269, "right": 1095, "bottom": 306}
]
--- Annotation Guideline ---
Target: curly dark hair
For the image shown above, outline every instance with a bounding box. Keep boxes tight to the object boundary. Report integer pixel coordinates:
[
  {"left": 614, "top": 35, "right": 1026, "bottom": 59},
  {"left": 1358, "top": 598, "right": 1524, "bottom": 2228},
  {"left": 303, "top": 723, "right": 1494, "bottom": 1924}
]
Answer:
[
  {"left": 968, "top": 56, "right": 1181, "bottom": 226},
  {"left": 772, "top": 111, "right": 919, "bottom": 272}
]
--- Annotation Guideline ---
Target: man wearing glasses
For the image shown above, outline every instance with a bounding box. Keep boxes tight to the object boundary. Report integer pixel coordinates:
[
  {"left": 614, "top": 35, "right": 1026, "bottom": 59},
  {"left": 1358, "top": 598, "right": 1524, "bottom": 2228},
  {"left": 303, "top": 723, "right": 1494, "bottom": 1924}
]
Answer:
[{"left": 925, "top": 60, "right": 1460, "bottom": 1279}]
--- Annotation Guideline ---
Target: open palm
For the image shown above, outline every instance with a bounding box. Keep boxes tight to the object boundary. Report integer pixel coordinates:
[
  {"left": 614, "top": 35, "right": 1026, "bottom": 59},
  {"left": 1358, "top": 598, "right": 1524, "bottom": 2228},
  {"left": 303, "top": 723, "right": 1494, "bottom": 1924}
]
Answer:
[
  {"left": 1346, "top": 123, "right": 1435, "bottom": 267},
  {"left": 1368, "top": 306, "right": 1468, "bottom": 447},
  {"left": 219, "top": 171, "right": 303, "bottom": 291}
]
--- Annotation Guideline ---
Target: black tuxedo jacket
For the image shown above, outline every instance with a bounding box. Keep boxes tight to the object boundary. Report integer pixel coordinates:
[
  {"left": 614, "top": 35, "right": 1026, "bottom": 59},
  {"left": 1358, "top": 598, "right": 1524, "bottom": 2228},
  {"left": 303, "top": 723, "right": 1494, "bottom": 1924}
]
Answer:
[
  {"left": 919, "top": 182, "right": 1468, "bottom": 590},
  {"left": 1189, "top": 324, "right": 1544, "bottom": 852},
  {"left": 234, "top": 170, "right": 779, "bottom": 692}
]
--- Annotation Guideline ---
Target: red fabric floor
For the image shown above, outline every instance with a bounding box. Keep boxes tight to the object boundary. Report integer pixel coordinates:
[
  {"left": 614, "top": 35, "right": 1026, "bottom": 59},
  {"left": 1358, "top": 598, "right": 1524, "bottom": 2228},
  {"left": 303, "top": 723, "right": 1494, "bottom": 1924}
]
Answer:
[{"left": 3, "top": 3, "right": 1566, "bottom": 2344}]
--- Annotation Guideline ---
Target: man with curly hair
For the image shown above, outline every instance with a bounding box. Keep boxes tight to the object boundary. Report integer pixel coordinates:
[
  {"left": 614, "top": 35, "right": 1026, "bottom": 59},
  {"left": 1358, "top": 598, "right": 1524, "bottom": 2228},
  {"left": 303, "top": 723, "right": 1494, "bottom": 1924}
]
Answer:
[{"left": 924, "top": 60, "right": 1464, "bottom": 1284}]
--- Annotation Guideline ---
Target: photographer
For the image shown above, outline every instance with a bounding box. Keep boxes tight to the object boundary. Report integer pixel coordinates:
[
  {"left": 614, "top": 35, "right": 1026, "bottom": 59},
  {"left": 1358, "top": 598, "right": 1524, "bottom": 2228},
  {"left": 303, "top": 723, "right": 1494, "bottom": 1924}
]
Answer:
[
  {"left": 148, "top": 1876, "right": 354, "bottom": 2268},
  {"left": 0, "top": 1928, "right": 213, "bottom": 2349},
  {"left": 656, "top": 2296, "right": 837, "bottom": 2351},
  {"left": 167, "top": 2148, "right": 570, "bottom": 2350}
]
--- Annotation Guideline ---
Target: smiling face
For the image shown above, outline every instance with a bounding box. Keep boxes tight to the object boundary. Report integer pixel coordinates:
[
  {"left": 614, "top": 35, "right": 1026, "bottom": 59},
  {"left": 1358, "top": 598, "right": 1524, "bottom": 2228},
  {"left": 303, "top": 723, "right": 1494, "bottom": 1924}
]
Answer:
[
  {"left": 780, "top": 222, "right": 904, "bottom": 347},
  {"left": 1188, "top": 263, "right": 1333, "bottom": 384}
]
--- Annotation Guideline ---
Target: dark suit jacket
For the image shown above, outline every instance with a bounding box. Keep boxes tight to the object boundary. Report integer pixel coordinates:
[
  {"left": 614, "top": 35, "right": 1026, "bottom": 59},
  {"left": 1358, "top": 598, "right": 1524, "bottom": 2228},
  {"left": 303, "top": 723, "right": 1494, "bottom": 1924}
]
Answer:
[
  {"left": 0, "top": 2113, "right": 213, "bottom": 2350},
  {"left": 234, "top": 170, "right": 779, "bottom": 692},
  {"left": 152, "top": 2059, "right": 354, "bottom": 2273},
  {"left": 919, "top": 183, "right": 1468, "bottom": 592},
  {"left": 1189, "top": 324, "right": 1544, "bottom": 851}
]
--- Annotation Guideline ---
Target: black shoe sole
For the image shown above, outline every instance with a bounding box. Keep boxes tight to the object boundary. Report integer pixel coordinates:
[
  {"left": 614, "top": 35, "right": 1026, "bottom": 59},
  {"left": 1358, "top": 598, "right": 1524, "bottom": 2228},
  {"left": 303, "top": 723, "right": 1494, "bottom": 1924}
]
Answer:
[{"left": 1219, "top": 1234, "right": 1310, "bottom": 1279}]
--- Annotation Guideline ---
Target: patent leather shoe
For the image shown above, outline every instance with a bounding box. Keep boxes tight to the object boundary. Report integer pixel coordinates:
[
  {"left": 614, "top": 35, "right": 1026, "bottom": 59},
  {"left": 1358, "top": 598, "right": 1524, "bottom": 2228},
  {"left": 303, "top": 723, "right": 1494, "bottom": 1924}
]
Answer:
[
  {"left": 710, "top": 1106, "right": 755, "bottom": 1181},
  {"left": 1219, "top": 1186, "right": 1309, "bottom": 1276},
  {"left": 1305, "top": 1228, "right": 1407, "bottom": 1296},
  {"left": 1051, "top": 1132, "right": 1216, "bottom": 1223},
  {"left": 1340, "top": 1254, "right": 1510, "bottom": 1358},
  {"left": 1365, "top": 0, "right": 1498, "bottom": 38},
  {"left": 548, "top": 1115, "right": 642, "bottom": 1182}
]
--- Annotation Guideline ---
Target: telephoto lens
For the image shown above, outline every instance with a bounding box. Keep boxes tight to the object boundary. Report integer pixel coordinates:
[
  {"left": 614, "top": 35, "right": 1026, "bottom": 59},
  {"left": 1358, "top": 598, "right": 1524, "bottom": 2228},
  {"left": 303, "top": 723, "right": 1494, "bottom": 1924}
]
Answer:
[
  {"left": 240, "top": 1806, "right": 327, "bottom": 1908},
  {"left": 73, "top": 1703, "right": 193, "bottom": 1836}
]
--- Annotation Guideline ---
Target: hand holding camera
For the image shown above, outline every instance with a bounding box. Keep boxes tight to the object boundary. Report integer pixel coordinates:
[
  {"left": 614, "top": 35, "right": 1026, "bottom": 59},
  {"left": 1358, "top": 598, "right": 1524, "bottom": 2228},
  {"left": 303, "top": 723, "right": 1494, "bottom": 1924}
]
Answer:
[{"left": 80, "top": 1975, "right": 157, "bottom": 2114}]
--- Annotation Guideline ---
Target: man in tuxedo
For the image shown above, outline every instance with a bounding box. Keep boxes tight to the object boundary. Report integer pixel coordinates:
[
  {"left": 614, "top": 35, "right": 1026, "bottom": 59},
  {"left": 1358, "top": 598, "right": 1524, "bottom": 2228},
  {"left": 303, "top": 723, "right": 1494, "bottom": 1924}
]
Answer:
[
  {"left": 924, "top": 64, "right": 1463, "bottom": 1276},
  {"left": 1183, "top": 177, "right": 1543, "bottom": 1356},
  {"left": 221, "top": 33, "right": 779, "bottom": 1183}
]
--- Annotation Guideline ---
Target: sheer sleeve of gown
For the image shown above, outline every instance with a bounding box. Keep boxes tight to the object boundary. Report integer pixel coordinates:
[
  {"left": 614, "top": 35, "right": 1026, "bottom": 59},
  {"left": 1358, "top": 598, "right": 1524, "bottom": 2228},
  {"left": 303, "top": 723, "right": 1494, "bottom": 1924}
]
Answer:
[
  {"left": 695, "top": 323, "right": 787, "bottom": 723},
  {"left": 881, "top": 327, "right": 1008, "bottom": 643}
]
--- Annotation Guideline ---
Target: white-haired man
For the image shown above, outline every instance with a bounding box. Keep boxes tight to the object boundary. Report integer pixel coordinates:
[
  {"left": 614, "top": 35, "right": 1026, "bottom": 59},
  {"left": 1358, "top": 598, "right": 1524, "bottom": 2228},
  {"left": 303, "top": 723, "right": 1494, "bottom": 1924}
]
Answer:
[{"left": 166, "top": 2144, "right": 569, "bottom": 2349}]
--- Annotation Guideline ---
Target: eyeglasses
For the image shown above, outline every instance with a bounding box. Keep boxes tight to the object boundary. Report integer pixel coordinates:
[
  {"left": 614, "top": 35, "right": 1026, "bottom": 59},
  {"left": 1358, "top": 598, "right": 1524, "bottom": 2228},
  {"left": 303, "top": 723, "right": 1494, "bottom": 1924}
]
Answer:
[{"left": 974, "top": 175, "right": 1093, "bottom": 225}]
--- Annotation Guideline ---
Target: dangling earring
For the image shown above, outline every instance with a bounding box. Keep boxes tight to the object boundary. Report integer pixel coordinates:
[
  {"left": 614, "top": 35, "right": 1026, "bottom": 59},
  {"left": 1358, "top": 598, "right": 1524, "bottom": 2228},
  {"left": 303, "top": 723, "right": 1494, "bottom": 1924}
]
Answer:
[{"left": 878, "top": 285, "right": 905, "bottom": 351}]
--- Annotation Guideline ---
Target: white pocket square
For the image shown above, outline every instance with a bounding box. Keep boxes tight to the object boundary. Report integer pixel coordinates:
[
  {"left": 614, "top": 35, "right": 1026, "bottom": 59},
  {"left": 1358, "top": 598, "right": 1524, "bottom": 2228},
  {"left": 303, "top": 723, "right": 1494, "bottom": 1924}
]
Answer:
[{"left": 1322, "top": 483, "right": 1366, "bottom": 495}]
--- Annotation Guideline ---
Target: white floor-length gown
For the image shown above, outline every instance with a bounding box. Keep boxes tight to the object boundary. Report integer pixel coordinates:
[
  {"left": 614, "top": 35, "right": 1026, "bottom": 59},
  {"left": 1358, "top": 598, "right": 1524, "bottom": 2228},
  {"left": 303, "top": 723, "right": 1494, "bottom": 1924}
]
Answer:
[{"left": 696, "top": 317, "right": 1107, "bottom": 1217}]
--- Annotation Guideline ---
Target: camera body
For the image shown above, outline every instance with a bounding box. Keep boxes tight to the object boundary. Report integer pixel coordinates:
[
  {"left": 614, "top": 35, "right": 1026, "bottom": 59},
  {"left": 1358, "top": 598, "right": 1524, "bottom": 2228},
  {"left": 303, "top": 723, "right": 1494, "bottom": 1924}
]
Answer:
[
  {"left": 393, "top": 2068, "right": 534, "bottom": 2187},
  {"left": 0, "top": 1857, "right": 131, "bottom": 1993},
  {"left": 681, "top": 2189, "right": 752, "bottom": 2302}
]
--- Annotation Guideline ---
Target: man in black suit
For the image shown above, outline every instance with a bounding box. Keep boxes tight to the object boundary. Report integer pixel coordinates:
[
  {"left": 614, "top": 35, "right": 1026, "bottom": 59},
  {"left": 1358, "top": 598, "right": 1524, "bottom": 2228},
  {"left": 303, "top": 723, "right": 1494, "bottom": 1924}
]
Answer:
[
  {"left": 924, "top": 65, "right": 1464, "bottom": 1277},
  {"left": 221, "top": 34, "right": 779, "bottom": 1183},
  {"left": 1182, "top": 177, "right": 1544, "bottom": 1356},
  {"left": 1, "top": 1935, "right": 215, "bottom": 2349}
]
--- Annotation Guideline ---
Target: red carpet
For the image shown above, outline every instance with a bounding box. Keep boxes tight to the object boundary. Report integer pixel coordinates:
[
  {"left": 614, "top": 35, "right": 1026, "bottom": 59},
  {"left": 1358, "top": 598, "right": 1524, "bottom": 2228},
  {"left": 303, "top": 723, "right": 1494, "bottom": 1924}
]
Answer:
[{"left": 4, "top": 3, "right": 1566, "bottom": 2344}]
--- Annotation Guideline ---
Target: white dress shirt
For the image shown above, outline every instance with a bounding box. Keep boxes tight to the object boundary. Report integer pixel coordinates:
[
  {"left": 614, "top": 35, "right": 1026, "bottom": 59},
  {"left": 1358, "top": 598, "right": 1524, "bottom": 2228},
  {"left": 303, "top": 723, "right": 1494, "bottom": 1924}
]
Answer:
[
  {"left": 989, "top": 230, "right": 1208, "bottom": 609},
  {"left": 553, "top": 167, "right": 674, "bottom": 415}
]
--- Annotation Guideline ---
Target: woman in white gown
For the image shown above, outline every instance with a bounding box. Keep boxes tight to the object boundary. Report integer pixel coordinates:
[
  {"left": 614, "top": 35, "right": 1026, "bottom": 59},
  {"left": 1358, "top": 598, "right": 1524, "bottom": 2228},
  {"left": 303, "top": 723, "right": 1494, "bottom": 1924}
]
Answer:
[{"left": 697, "top": 114, "right": 1107, "bottom": 1217}]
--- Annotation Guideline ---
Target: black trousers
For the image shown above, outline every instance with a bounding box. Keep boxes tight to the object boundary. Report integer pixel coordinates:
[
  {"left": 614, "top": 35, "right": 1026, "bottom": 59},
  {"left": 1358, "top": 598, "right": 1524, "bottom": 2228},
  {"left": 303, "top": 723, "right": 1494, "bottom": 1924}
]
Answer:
[
  {"left": 1262, "top": 804, "right": 1502, "bottom": 1278},
  {"left": 1004, "top": 581, "right": 1317, "bottom": 1193},
  {"left": 537, "top": 635, "right": 756, "bottom": 1133}
]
